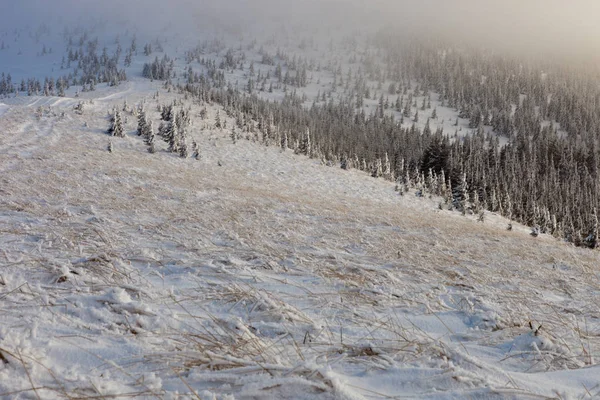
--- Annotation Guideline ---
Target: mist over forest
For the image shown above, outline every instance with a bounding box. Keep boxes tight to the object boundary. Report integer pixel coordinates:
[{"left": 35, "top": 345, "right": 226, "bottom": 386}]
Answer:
[{"left": 4, "top": 0, "right": 600, "bottom": 59}]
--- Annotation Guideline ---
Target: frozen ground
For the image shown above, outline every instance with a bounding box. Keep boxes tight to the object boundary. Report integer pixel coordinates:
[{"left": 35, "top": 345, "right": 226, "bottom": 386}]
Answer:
[{"left": 0, "top": 81, "right": 599, "bottom": 399}]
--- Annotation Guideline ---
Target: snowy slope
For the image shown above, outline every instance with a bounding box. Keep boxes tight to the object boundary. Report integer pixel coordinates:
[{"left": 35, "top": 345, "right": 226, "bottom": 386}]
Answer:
[{"left": 0, "top": 80, "right": 599, "bottom": 399}]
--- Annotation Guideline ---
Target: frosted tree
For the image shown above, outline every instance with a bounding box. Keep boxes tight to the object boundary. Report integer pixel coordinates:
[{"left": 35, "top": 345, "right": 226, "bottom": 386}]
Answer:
[
  {"left": 191, "top": 141, "right": 200, "bottom": 160},
  {"left": 168, "top": 118, "right": 179, "bottom": 153},
  {"left": 230, "top": 126, "right": 237, "bottom": 144},
  {"left": 504, "top": 191, "right": 513, "bottom": 221},
  {"left": 145, "top": 120, "right": 155, "bottom": 153},
  {"left": 107, "top": 110, "right": 124, "bottom": 137},
  {"left": 179, "top": 135, "right": 188, "bottom": 158},
  {"left": 137, "top": 106, "right": 147, "bottom": 136},
  {"left": 281, "top": 131, "right": 288, "bottom": 151},
  {"left": 57, "top": 78, "right": 65, "bottom": 97},
  {"left": 472, "top": 191, "right": 481, "bottom": 215},
  {"left": 177, "top": 120, "right": 188, "bottom": 158},
  {"left": 459, "top": 172, "right": 469, "bottom": 215},
  {"left": 372, "top": 158, "right": 383, "bottom": 178},
  {"left": 305, "top": 128, "right": 311, "bottom": 156},
  {"left": 340, "top": 154, "right": 349, "bottom": 170},
  {"left": 173, "top": 108, "right": 192, "bottom": 156},
  {"left": 584, "top": 208, "right": 599, "bottom": 249},
  {"left": 383, "top": 153, "right": 392, "bottom": 181},
  {"left": 298, "top": 127, "right": 311, "bottom": 157},
  {"left": 159, "top": 120, "right": 175, "bottom": 151}
]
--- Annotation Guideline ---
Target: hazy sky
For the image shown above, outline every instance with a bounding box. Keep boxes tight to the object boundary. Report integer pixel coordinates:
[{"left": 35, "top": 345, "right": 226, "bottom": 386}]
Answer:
[{"left": 2, "top": 0, "right": 600, "bottom": 58}]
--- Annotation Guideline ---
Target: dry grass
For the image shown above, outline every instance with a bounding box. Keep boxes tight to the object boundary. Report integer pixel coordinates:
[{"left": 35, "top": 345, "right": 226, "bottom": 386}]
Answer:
[{"left": 1, "top": 88, "right": 599, "bottom": 398}]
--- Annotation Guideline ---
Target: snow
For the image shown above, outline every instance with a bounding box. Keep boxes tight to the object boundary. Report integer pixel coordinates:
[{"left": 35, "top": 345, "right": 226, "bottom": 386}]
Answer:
[
  {"left": 0, "top": 80, "right": 599, "bottom": 399},
  {"left": 0, "top": 9, "right": 598, "bottom": 398}
]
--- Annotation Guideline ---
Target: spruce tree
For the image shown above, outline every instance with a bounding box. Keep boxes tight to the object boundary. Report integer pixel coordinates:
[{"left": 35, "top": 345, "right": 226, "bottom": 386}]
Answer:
[
  {"left": 299, "top": 128, "right": 311, "bottom": 157},
  {"left": 179, "top": 135, "right": 188, "bottom": 158},
  {"left": 144, "top": 120, "right": 155, "bottom": 151},
  {"left": 108, "top": 110, "right": 124, "bottom": 137},
  {"left": 281, "top": 131, "right": 288, "bottom": 151},
  {"left": 383, "top": 153, "right": 392, "bottom": 180},
  {"left": 192, "top": 141, "right": 200, "bottom": 160},
  {"left": 230, "top": 126, "right": 237, "bottom": 144},
  {"left": 372, "top": 158, "right": 383, "bottom": 178},
  {"left": 459, "top": 172, "right": 469, "bottom": 215},
  {"left": 215, "top": 111, "right": 222, "bottom": 129},
  {"left": 585, "top": 208, "right": 599, "bottom": 248},
  {"left": 168, "top": 118, "right": 179, "bottom": 153},
  {"left": 137, "top": 106, "right": 146, "bottom": 136}
]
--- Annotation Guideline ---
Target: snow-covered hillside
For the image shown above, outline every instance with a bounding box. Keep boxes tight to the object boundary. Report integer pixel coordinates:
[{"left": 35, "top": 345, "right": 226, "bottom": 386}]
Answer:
[{"left": 1, "top": 80, "right": 599, "bottom": 399}]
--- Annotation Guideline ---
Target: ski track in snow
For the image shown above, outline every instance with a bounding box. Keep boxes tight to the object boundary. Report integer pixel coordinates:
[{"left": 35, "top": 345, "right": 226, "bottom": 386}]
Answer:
[
  {"left": 94, "top": 82, "right": 135, "bottom": 103},
  {"left": 0, "top": 105, "right": 62, "bottom": 159},
  {"left": 0, "top": 83, "right": 599, "bottom": 399}
]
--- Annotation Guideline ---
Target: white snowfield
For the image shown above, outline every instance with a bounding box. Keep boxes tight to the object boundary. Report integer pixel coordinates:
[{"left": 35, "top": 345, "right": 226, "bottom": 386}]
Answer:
[{"left": 0, "top": 83, "right": 599, "bottom": 399}]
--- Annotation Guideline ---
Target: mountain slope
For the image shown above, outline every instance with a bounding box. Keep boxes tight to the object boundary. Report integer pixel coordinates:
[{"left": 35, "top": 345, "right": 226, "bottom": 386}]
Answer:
[{"left": 1, "top": 82, "right": 599, "bottom": 399}]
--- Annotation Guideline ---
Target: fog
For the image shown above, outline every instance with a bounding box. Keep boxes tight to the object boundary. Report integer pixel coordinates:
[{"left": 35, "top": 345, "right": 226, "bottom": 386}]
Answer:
[{"left": 2, "top": 0, "right": 600, "bottom": 59}]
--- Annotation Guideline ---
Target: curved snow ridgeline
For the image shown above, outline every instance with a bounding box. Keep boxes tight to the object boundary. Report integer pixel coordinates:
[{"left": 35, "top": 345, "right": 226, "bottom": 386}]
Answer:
[{"left": 0, "top": 84, "right": 599, "bottom": 399}]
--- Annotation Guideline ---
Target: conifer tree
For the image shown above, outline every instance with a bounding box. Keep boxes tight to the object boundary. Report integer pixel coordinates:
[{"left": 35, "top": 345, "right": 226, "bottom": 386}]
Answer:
[
  {"left": 372, "top": 158, "right": 383, "bottom": 178},
  {"left": 108, "top": 110, "right": 124, "bottom": 137},
  {"left": 191, "top": 141, "right": 200, "bottom": 160},
  {"left": 585, "top": 208, "right": 599, "bottom": 249},
  {"left": 168, "top": 118, "right": 179, "bottom": 153},
  {"left": 179, "top": 135, "right": 188, "bottom": 158},
  {"left": 137, "top": 106, "right": 147, "bottom": 136},
  {"left": 299, "top": 127, "right": 311, "bottom": 157},
  {"left": 145, "top": 120, "right": 155, "bottom": 153},
  {"left": 459, "top": 172, "right": 469, "bottom": 215},
  {"left": 281, "top": 131, "right": 288, "bottom": 151},
  {"left": 383, "top": 153, "right": 392, "bottom": 180},
  {"left": 230, "top": 126, "right": 237, "bottom": 144}
]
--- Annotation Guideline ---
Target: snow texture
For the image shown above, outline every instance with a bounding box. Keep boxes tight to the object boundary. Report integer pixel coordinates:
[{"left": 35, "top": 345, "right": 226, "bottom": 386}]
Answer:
[
  {"left": 0, "top": 79, "right": 599, "bottom": 399},
  {"left": 0, "top": 13, "right": 599, "bottom": 399}
]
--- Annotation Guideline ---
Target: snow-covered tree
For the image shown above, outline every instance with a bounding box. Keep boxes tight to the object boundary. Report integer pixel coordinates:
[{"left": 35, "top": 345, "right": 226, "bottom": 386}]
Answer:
[
  {"left": 137, "top": 106, "right": 147, "bottom": 136},
  {"left": 298, "top": 127, "right": 311, "bottom": 157},
  {"left": 383, "top": 153, "right": 392, "bottom": 181},
  {"left": 191, "top": 141, "right": 200, "bottom": 160},
  {"left": 281, "top": 131, "right": 288, "bottom": 151},
  {"left": 215, "top": 110, "right": 222, "bottom": 129},
  {"left": 107, "top": 110, "right": 124, "bottom": 137},
  {"left": 372, "top": 158, "right": 383, "bottom": 178},
  {"left": 230, "top": 126, "right": 237, "bottom": 144},
  {"left": 144, "top": 120, "right": 155, "bottom": 154}
]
